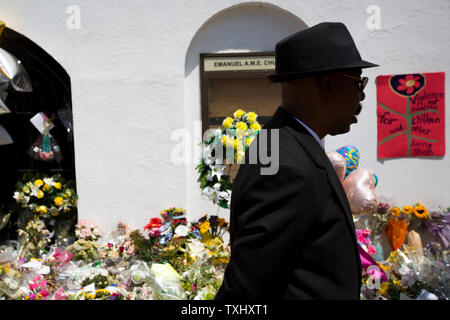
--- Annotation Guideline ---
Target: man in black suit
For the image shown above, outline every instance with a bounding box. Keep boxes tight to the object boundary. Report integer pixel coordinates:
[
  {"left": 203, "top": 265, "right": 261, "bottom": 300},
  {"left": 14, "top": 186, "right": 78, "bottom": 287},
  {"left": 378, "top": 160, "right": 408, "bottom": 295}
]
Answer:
[{"left": 215, "top": 22, "right": 378, "bottom": 300}]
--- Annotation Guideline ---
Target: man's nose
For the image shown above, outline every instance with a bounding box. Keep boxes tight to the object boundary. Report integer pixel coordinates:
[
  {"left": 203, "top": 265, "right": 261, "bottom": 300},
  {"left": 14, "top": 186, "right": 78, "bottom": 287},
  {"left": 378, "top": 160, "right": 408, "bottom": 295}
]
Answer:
[{"left": 360, "top": 91, "right": 366, "bottom": 101}]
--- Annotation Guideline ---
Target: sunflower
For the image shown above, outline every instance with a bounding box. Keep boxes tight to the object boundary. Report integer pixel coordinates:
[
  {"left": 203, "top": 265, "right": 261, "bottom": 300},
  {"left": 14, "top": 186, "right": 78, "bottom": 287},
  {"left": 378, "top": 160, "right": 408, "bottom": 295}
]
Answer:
[
  {"left": 389, "top": 207, "right": 401, "bottom": 217},
  {"left": 413, "top": 205, "right": 428, "bottom": 219},
  {"left": 401, "top": 205, "right": 413, "bottom": 215}
]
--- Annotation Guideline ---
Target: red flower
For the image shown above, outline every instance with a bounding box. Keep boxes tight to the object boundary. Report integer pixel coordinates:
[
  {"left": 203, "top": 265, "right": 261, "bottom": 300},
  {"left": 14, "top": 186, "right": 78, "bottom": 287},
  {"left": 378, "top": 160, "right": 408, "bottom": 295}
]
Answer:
[
  {"left": 397, "top": 74, "right": 422, "bottom": 94},
  {"left": 144, "top": 217, "right": 163, "bottom": 230}
]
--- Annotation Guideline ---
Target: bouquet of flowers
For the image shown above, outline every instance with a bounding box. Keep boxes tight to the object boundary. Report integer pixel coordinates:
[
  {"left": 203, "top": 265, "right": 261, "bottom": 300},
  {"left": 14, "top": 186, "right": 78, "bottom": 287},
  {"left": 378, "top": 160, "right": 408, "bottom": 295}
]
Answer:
[
  {"left": 99, "top": 228, "right": 135, "bottom": 262},
  {"left": 22, "top": 275, "right": 50, "bottom": 300},
  {"left": 367, "top": 202, "right": 391, "bottom": 237},
  {"left": 181, "top": 255, "right": 224, "bottom": 300},
  {"left": 356, "top": 228, "right": 377, "bottom": 257},
  {"left": 375, "top": 245, "right": 449, "bottom": 299},
  {"left": 17, "top": 216, "right": 51, "bottom": 259},
  {"left": 197, "top": 109, "right": 261, "bottom": 209},
  {"left": 426, "top": 207, "right": 450, "bottom": 249},
  {"left": 13, "top": 173, "right": 77, "bottom": 219},
  {"left": 75, "top": 220, "right": 102, "bottom": 241},
  {"left": 66, "top": 240, "right": 99, "bottom": 262},
  {"left": 191, "top": 214, "right": 230, "bottom": 240}
]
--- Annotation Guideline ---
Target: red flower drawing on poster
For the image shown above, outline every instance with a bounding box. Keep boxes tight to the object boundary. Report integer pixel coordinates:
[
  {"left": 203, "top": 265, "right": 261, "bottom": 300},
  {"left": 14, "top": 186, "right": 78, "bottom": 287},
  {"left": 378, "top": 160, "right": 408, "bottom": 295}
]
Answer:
[
  {"left": 377, "top": 72, "right": 445, "bottom": 159},
  {"left": 396, "top": 74, "right": 423, "bottom": 95}
]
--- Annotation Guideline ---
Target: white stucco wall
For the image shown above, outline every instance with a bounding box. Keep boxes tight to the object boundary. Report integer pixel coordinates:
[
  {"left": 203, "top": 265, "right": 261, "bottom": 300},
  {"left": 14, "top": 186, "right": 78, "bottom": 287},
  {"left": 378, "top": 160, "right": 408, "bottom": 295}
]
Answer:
[{"left": 1, "top": 0, "right": 449, "bottom": 232}]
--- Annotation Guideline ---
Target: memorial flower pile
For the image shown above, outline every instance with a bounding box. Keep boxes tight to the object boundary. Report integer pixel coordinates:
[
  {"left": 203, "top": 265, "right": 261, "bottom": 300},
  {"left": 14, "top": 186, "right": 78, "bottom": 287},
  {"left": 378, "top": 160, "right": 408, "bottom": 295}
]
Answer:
[
  {"left": 0, "top": 207, "right": 229, "bottom": 300},
  {"left": 361, "top": 244, "right": 449, "bottom": 300},
  {"left": 0, "top": 200, "right": 448, "bottom": 300}
]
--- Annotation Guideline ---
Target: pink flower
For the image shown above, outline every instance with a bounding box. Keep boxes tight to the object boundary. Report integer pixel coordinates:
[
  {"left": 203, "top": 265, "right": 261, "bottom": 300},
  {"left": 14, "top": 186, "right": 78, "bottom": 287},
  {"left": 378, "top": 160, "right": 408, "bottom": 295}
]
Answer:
[
  {"left": 53, "top": 248, "right": 73, "bottom": 267},
  {"left": 29, "top": 282, "right": 38, "bottom": 291},
  {"left": 29, "top": 275, "right": 48, "bottom": 295},
  {"left": 357, "top": 235, "right": 366, "bottom": 244},
  {"left": 40, "top": 288, "right": 50, "bottom": 298},
  {"left": 108, "top": 243, "right": 113, "bottom": 248},
  {"left": 148, "top": 228, "right": 161, "bottom": 238},
  {"left": 362, "top": 228, "right": 371, "bottom": 237},
  {"left": 53, "top": 287, "right": 67, "bottom": 300},
  {"left": 368, "top": 245, "right": 377, "bottom": 255}
]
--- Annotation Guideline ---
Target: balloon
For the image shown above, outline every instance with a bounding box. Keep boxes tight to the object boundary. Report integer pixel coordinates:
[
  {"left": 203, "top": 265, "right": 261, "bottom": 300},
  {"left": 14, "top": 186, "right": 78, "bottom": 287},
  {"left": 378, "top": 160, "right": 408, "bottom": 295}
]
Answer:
[
  {"left": 336, "top": 145, "right": 360, "bottom": 178},
  {"left": 0, "top": 47, "right": 33, "bottom": 92},
  {"left": 326, "top": 151, "right": 346, "bottom": 181},
  {"left": 371, "top": 171, "right": 379, "bottom": 188},
  {"left": 342, "top": 168, "right": 378, "bottom": 215}
]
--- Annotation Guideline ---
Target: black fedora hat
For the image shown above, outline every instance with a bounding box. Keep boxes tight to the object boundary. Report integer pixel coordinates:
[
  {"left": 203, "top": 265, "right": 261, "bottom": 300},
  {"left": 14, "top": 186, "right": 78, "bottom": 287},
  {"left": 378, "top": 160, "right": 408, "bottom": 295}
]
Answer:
[{"left": 268, "top": 22, "right": 378, "bottom": 82}]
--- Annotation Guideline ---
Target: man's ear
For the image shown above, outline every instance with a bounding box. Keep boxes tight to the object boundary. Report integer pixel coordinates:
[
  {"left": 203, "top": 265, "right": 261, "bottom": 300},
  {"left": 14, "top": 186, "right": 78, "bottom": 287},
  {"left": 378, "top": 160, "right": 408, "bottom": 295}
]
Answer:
[{"left": 318, "top": 73, "right": 336, "bottom": 98}]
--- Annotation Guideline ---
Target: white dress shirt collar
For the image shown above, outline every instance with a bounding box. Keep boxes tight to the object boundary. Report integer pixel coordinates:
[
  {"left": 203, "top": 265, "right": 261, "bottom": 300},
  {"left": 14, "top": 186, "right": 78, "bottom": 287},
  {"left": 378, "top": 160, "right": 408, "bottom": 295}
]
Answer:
[{"left": 293, "top": 117, "right": 325, "bottom": 149}]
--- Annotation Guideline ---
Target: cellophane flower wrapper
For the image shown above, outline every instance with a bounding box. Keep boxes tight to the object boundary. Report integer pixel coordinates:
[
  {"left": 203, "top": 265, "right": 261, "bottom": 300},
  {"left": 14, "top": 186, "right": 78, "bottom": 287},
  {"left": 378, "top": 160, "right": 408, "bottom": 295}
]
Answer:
[
  {"left": 146, "top": 263, "right": 187, "bottom": 300},
  {"left": 28, "top": 134, "right": 63, "bottom": 162},
  {"left": 0, "top": 266, "right": 33, "bottom": 299},
  {"left": 385, "top": 218, "right": 408, "bottom": 251}
]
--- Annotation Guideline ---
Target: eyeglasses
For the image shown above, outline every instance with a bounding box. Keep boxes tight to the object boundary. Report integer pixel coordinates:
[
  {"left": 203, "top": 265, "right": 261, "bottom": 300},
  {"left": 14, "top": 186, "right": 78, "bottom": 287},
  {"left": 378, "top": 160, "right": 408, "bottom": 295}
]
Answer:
[{"left": 341, "top": 74, "right": 368, "bottom": 91}]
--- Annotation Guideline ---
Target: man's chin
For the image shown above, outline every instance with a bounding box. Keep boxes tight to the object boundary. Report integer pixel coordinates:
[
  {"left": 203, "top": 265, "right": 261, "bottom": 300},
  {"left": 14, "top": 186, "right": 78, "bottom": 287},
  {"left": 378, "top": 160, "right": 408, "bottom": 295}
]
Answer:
[{"left": 329, "top": 126, "right": 351, "bottom": 136}]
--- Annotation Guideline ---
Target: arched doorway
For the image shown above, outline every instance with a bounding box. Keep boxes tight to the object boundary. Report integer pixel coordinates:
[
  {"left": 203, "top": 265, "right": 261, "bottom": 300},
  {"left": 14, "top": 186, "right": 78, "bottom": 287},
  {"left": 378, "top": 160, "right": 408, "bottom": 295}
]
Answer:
[
  {"left": 0, "top": 26, "right": 76, "bottom": 240},
  {"left": 184, "top": 2, "right": 308, "bottom": 217}
]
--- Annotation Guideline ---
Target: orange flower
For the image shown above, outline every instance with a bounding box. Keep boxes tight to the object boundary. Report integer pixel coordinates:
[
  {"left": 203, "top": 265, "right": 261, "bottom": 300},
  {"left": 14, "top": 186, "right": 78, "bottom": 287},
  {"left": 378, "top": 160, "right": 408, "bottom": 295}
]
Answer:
[
  {"left": 413, "top": 205, "right": 428, "bottom": 219},
  {"left": 389, "top": 207, "right": 401, "bottom": 217}
]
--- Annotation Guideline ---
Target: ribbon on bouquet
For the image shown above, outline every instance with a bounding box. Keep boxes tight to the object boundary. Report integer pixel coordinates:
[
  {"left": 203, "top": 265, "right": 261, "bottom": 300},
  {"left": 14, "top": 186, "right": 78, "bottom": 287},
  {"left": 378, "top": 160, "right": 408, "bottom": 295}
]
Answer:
[
  {"left": 358, "top": 243, "right": 388, "bottom": 283},
  {"left": 158, "top": 214, "right": 187, "bottom": 245}
]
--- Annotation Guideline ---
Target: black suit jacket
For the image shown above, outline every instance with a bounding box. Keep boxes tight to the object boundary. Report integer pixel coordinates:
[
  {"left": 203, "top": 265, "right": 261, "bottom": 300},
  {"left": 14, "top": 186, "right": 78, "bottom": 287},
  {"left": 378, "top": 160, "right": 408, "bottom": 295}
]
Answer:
[{"left": 215, "top": 107, "right": 362, "bottom": 300}]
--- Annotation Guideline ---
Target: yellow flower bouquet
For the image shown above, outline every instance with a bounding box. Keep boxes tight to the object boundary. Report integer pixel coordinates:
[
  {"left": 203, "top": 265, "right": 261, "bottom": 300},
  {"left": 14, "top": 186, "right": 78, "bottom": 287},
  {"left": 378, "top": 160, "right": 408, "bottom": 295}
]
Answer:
[
  {"left": 197, "top": 108, "right": 261, "bottom": 209},
  {"left": 13, "top": 173, "right": 77, "bottom": 219}
]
